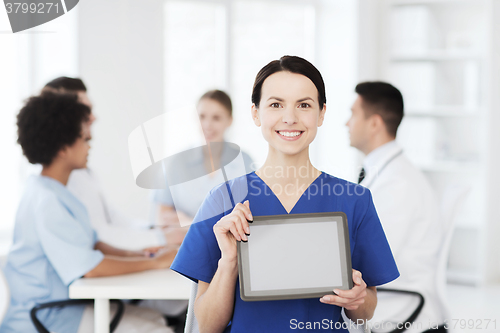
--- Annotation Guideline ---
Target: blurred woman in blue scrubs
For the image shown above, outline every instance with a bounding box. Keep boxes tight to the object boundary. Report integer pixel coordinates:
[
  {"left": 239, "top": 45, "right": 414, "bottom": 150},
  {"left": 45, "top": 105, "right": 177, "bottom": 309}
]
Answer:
[{"left": 0, "top": 93, "right": 175, "bottom": 333}]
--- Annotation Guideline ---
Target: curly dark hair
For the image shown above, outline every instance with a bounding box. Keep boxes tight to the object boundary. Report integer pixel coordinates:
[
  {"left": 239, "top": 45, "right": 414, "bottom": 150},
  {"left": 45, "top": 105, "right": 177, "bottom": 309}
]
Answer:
[
  {"left": 17, "top": 92, "right": 91, "bottom": 165},
  {"left": 44, "top": 76, "right": 87, "bottom": 92}
]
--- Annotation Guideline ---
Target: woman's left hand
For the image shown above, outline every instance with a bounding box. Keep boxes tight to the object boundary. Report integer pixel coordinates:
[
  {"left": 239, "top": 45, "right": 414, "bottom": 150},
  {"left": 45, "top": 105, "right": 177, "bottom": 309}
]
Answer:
[
  {"left": 141, "top": 246, "right": 166, "bottom": 258},
  {"left": 319, "top": 269, "right": 367, "bottom": 310}
]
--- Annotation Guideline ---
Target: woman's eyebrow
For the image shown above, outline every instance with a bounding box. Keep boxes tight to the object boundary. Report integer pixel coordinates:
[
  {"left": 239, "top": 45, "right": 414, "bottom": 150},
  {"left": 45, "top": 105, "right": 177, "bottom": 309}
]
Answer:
[
  {"left": 267, "top": 97, "right": 315, "bottom": 102},
  {"left": 297, "top": 97, "right": 314, "bottom": 103}
]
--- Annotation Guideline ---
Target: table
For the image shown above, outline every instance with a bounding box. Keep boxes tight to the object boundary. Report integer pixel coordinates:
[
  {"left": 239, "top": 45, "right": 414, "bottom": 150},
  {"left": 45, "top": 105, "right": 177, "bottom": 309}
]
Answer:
[{"left": 69, "top": 269, "right": 191, "bottom": 333}]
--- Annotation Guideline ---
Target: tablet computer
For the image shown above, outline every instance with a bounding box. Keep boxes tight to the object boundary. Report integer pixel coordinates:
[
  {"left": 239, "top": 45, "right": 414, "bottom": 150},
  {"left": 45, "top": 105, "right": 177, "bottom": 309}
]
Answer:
[{"left": 237, "top": 212, "right": 352, "bottom": 302}]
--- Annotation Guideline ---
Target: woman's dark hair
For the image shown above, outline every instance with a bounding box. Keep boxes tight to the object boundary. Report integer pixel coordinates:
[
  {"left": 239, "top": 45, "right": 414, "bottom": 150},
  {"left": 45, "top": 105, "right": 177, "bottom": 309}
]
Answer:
[
  {"left": 17, "top": 92, "right": 90, "bottom": 166},
  {"left": 44, "top": 76, "right": 87, "bottom": 92},
  {"left": 251, "top": 55, "right": 326, "bottom": 108},
  {"left": 355, "top": 81, "right": 404, "bottom": 137},
  {"left": 199, "top": 90, "right": 233, "bottom": 117}
]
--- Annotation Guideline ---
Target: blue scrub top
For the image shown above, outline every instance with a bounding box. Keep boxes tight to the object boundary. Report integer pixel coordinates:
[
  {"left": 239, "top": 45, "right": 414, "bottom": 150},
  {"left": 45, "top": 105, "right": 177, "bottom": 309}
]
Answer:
[
  {"left": 171, "top": 171, "right": 399, "bottom": 333},
  {"left": 0, "top": 176, "right": 104, "bottom": 333}
]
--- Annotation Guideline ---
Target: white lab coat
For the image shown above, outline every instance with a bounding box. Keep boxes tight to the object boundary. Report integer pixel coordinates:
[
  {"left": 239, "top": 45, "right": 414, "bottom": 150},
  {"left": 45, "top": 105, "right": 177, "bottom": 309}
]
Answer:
[
  {"left": 67, "top": 169, "right": 165, "bottom": 250},
  {"left": 361, "top": 141, "right": 445, "bottom": 332}
]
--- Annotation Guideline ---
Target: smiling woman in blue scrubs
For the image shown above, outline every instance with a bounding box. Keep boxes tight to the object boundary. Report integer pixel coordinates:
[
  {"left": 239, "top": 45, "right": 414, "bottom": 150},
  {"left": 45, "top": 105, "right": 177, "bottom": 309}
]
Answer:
[
  {"left": 170, "top": 56, "right": 400, "bottom": 332},
  {"left": 0, "top": 92, "right": 175, "bottom": 333}
]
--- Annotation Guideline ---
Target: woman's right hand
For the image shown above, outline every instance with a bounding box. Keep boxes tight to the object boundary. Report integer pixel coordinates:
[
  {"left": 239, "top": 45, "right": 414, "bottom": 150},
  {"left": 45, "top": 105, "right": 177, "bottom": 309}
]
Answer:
[
  {"left": 213, "top": 200, "right": 253, "bottom": 261},
  {"left": 153, "top": 246, "right": 178, "bottom": 269}
]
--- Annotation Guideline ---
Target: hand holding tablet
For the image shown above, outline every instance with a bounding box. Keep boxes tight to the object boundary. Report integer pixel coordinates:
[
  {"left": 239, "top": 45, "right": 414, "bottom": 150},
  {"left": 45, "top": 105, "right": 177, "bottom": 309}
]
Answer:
[
  {"left": 213, "top": 203, "right": 356, "bottom": 302},
  {"left": 320, "top": 269, "right": 367, "bottom": 311},
  {"left": 212, "top": 200, "right": 253, "bottom": 260}
]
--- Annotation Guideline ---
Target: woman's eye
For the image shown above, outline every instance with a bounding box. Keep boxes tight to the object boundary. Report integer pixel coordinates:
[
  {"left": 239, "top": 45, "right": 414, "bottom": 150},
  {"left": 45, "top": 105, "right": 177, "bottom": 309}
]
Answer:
[
  {"left": 299, "top": 103, "right": 310, "bottom": 108},
  {"left": 270, "top": 103, "right": 281, "bottom": 108}
]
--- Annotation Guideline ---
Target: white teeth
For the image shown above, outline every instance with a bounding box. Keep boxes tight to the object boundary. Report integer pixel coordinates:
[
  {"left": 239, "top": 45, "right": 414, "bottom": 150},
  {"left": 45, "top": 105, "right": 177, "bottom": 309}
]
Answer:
[{"left": 278, "top": 131, "right": 302, "bottom": 137}]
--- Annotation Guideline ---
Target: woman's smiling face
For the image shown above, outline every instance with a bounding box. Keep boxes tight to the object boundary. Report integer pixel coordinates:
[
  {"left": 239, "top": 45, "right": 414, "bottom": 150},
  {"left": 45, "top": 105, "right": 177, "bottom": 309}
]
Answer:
[{"left": 252, "top": 71, "right": 326, "bottom": 156}]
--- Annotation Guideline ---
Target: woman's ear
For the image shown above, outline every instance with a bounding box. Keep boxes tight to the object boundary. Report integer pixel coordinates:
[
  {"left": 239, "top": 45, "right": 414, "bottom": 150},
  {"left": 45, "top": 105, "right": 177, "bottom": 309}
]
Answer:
[
  {"left": 317, "top": 104, "right": 326, "bottom": 127},
  {"left": 251, "top": 104, "right": 261, "bottom": 127}
]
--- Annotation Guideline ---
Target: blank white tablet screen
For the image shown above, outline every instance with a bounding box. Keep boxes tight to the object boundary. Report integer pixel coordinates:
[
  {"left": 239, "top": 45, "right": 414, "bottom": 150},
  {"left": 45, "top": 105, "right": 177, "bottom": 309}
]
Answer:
[{"left": 247, "top": 221, "right": 342, "bottom": 291}]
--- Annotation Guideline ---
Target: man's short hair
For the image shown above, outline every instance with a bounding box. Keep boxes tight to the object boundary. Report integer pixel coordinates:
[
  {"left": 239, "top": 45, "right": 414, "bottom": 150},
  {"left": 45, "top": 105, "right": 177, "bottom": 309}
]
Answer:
[
  {"left": 44, "top": 76, "right": 87, "bottom": 92},
  {"left": 17, "top": 92, "right": 90, "bottom": 166},
  {"left": 355, "top": 81, "right": 404, "bottom": 137}
]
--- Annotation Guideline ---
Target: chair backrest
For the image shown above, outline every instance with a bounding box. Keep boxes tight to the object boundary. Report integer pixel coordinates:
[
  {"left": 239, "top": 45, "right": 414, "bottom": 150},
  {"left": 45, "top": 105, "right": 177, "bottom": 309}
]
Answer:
[
  {"left": 435, "top": 183, "right": 470, "bottom": 325},
  {"left": 184, "top": 281, "right": 200, "bottom": 333},
  {"left": 0, "top": 265, "right": 10, "bottom": 325}
]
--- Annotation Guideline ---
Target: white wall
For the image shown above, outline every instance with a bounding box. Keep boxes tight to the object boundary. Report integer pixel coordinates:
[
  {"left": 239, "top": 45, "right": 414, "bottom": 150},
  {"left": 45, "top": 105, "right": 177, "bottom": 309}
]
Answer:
[
  {"left": 312, "top": 0, "right": 359, "bottom": 181},
  {"left": 78, "top": 0, "right": 165, "bottom": 219},
  {"left": 356, "top": 0, "right": 382, "bottom": 81},
  {"left": 484, "top": 0, "right": 500, "bottom": 284}
]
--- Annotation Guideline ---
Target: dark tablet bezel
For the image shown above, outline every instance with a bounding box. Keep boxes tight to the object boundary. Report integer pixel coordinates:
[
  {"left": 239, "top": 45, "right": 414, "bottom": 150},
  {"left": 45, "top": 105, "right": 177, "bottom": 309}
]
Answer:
[{"left": 237, "top": 212, "right": 353, "bottom": 302}]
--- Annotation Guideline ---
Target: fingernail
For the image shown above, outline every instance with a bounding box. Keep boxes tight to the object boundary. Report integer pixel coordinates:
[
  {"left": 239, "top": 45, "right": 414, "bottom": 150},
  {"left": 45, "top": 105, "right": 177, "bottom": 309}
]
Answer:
[
  {"left": 245, "top": 232, "right": 250, "bottom": 236},
  {"left": 247, "top": 219, "right": 253, "bottom": 223},
  {"left": 323, "top": 296, "right": 331, "bottom": 301},
  {"left": 333, "top": 289, "right": 340, "bottom": 295}
]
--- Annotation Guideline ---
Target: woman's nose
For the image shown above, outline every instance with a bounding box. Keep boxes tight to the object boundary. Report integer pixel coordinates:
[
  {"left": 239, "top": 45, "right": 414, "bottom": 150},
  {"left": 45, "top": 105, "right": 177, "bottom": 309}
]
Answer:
[{"left": 282, "top": 107, "right": 298, "bottom": 125}]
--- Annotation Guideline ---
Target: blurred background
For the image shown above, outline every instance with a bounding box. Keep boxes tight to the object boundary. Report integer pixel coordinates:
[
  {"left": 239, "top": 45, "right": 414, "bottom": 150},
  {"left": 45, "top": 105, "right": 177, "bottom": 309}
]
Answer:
[{"left": 1, "top": 0, "right": 499, "bottom": 331}]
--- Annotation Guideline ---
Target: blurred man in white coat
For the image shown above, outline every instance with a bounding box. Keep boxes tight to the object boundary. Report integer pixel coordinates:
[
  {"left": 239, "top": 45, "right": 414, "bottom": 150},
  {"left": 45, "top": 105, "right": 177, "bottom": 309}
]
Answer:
[{"left": 346, "top": 82, "right": 446, "bottom": 333}]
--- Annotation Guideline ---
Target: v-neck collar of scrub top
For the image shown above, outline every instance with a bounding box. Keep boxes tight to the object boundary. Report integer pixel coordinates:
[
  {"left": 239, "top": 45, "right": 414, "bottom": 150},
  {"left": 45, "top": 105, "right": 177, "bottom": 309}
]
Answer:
[
  {"left": 38, "top": 175, "right": 77, "bottom": 202},
  {"left": 250, "top": 171, "right": 325, "bottom": 214},
  {"left": 37, "top": 175, "right": 90, "bottom": 222}
]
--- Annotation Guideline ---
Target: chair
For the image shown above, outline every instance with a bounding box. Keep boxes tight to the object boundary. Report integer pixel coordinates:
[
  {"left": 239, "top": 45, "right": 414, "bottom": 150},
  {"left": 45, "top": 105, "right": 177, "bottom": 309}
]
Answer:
[
  {"left": 0, "top": 267, "right": 10, "bottom": 325},
  {"left": 31, "top": 299, "right": 125, "bottom": 333},
  {"left": 371, "top": 288, "right": 425, "bottom": 333},
  {"left": 2, "top": 264, "right": 125, "bottom": 333},
  {"left": 434, "top": 184, "right": 470, "bottom": 333},
  {"left": 2, "top": 260, "right": 124, "bottom": 332},
  {"left": 184, "top": 281, "right": 199, "bottom": 333},
  {"left": 371, "top": 183, "right": 470, "bottom": 333}
]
